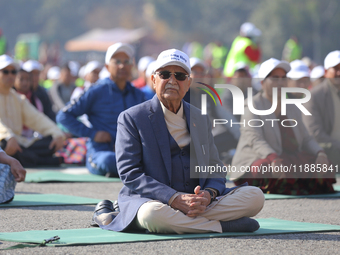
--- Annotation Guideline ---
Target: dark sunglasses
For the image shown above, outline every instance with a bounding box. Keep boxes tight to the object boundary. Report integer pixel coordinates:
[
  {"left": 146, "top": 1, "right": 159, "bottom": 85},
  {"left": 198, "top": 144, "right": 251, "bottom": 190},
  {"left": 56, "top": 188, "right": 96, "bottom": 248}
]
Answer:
[
  {"left": 1, "top": 69, "right": 17, "bottom": 75},
  {"left": 156, "top": 71, "right": 189, "bottom": 81}
]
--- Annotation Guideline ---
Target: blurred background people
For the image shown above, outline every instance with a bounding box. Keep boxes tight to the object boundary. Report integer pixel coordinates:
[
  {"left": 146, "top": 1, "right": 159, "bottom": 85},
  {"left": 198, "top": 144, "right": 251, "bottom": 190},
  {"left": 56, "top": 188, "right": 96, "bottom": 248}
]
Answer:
[
  {"left": 222, "top": 62, "right": 255, "bottom": 122},
  {"left": 286, "top": 59, "right": 311, "bottom": 97},
  {"left": 187, "top": 57, "right": 240, "bottom": 164},
  {"left": 57, "top": 43, "right": 145, "bottom": 177},
  {"left": 0, "top": 55, "right": 65, "bottom": 167},
  {"left": 282, "top": 35, "right": 302, "bottom": 62},
  {"left": 310, "top": 65, "right": 325, "bottom": 88},
  {"left": 231, "top": 58, "right": 335, "bottom": 195},
  {"left": 49, "top": 63, "right": 76, "bottom": 113},
  {"left": 14, "top": 68, "right": 43, "bottom": 138},
  {"left": 223, "top": 22, "right": 261, "bottom": 78},
  {"left": 303, "top": 50, "right": 340, "bottom": 168},
  {"left": 0, "top": 29, "right": 7, "bottom": 55},
  {"left": 70, "top": 60, "right": 103, "bottom": 128},
  {"left": 22, "top": 59, "right": 56, "bottom": 121},
  {"left": 71, "top": 60, "right": 103, "bottom": 102},
  {"left": 132, "top": 56, "right": 154, "bottom": 89},
  {"left": 140, "top": 60, "right": 156, "bottom": 100}
]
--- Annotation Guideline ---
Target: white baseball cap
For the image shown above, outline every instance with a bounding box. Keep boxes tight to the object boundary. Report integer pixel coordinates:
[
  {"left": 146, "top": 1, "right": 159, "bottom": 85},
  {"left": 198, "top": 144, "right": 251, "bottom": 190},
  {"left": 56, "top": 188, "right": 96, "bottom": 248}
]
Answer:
[
  {"left": 189, "top": 57, "right": 206, "bottom": 71},
  {"left": 0, "top": 54, "right": 19, "bottom": 70},
  {"left": 324, "top": 50, "right": 340, "bottom": 70},
  {"left": 310, "top": 65, "right": 325, "bottom": 81},
  {"left": 84, "top": 61, "right": 102, "bottom": 77},
  {"left": 78, "top": 65, "right": 86, "bottom": 79},
  {"left": 47, "top": 66, "right": 61, "bottom": 80},
  {"left": 138, "top": 56, "right": 155, "bottom": 72},
  {"left": 240, "top": 22, "right": 262, "bottom": 38},
  {"left": 145, "top": 61, "right": 156, "bottom": 78},
  {"left": 105, "top": 43, "right": 134, "bottom": 65},
  {"left": 22, "top": 60, "right": 43, "bottom": 72},
  {"left": 154, "top": 49, "right": 191, "bottom": 74},
  {"left": 287, "top": 59, "right": 310, "bottom": 80},
  {"left": 99, "top": 66, "right": 110, "bottom": 80},
  {"left": 234, "top": 61, "right": 249, "bottom": 72},
  {"left": 258, "top": 58, "right": 291, "bottom": 81}
]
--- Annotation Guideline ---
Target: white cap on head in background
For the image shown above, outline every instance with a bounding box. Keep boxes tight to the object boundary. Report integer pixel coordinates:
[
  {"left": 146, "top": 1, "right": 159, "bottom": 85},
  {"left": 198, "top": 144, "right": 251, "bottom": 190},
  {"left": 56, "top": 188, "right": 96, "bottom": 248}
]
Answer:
[
  {"left": 99, "top": 66, "right": 110, "bottom": 80},
  {"left": 310, "top": 65, "right": 325, "bottom": 81},
  {"left": 68, "top": 61, "right": 80, "bottom": 77},
  {"left": 145, "top": 61, "right": 156, "bottom": 78},
  {"left": 251, "top": 64, "right": 262, "bottom": 91},
  {"left": 84, "top": 61, "right": 102, "bottom": 77},
  {"left": 301, "top": 56, "right": 312, "bottom": 67},
  {"left": 47, "top": 66, "right": 61, "bottom": 80},
  {"left": 138, "top": 56, "right": 155, "bottom": 72},
  {"left": 287, "top": 59, "right": 310, "bottom": 80},
  {"left": 153, "top": 49, "right": 191, "bottom": 74},
  {"left": 0, "top": 54, "right": 19, "bottom": 70},
  {"left": 258, "top": 58, "right": 290, "bottom": 81},
  {"left": 234, "top": 62, "right": 249, "bottom": 72},
  {"left": 189, "top": 57, "right": 206, "bottom": 71},
  {"left": 324, "top": 50, "right": 340, "bottom": 70},
  {"left": 240, "top": 22, "right": 262, "bottom": 38},
  {"left": 105, "top": 43, "right": 134, "bottom": 65},
  {"left": 78, "top": 65, "right": 86, "bottom": 79},
  {"left": 22, "top": 60, "right": 43, "bottom": 72}
]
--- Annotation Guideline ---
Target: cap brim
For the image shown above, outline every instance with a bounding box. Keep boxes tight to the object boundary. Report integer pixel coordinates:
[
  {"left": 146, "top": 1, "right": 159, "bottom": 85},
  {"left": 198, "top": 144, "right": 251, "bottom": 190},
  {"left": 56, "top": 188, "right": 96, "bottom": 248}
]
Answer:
[
  {"left": 287, "top": 71, "right": 310, "bottom": 80},
  {"left": 275, "top": 62, "right": 291, "bottom": 73},
  {"left": 155, "top": 60, "right": 191, "bottom": 74},
  {"left": 260, "top": 61, "right": 291, "bottom": 81}
]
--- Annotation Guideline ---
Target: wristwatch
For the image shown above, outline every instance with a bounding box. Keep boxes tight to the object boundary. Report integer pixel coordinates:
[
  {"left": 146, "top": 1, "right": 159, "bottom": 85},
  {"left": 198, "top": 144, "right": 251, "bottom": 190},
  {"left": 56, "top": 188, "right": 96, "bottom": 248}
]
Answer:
[{"left": 205, "top": 189, "right": 216, "bottom": 204}]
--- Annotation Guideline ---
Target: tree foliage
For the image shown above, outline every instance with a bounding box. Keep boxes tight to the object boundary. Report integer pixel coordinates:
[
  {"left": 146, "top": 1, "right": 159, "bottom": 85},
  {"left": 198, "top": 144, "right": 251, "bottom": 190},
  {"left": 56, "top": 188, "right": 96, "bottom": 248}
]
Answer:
[{"left": 0, "top": 0, "right": 339, "bottom": 63}]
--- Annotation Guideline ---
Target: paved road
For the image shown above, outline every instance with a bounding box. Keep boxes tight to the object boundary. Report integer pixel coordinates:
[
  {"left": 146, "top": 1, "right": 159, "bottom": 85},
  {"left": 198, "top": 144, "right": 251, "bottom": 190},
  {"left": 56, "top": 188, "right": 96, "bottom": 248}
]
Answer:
[{"left": 1, "top": 170, "right": 339, "bottom": 254}]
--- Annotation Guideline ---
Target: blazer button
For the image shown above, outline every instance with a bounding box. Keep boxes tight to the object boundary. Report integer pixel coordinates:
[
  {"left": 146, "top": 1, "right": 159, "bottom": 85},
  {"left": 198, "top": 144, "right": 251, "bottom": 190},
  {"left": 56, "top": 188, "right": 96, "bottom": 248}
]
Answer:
[
  {"left": 181, "top": 151, "right": 185, "bottom": 156},
  {"left": 185, "top": 182, "right": 189, "bottom": 186}
]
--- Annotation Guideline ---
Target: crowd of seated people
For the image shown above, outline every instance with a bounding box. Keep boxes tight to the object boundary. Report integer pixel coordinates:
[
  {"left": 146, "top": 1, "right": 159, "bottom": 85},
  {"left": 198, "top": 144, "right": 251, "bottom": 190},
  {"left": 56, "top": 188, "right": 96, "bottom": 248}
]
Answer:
[
  {"left": 0, "top": 38, "right": 338, "bottom": 198},
  {"left": 230, "top": 57, "right": 336, "bottom": 195}
]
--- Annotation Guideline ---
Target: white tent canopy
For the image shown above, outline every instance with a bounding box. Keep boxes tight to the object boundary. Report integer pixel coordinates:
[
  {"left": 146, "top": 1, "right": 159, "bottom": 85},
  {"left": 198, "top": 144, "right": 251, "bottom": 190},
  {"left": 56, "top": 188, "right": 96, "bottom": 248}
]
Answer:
[{"left": 65, "top": 27, "right": 147, "bottom": 52}]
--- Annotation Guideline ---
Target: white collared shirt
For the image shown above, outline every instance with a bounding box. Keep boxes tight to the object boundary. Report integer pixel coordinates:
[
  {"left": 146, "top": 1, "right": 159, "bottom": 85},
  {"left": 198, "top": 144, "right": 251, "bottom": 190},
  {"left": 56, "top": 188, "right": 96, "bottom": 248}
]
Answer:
[{"left": 160, "top": 101, "right": 191, "bottom": 148}]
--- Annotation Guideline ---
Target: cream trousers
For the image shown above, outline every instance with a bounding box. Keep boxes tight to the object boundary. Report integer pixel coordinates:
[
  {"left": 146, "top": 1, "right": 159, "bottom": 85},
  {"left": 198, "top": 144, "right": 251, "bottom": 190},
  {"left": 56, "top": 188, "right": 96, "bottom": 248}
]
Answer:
[{"left": 136, "top": 186, "right": 265, "bottom": 234}]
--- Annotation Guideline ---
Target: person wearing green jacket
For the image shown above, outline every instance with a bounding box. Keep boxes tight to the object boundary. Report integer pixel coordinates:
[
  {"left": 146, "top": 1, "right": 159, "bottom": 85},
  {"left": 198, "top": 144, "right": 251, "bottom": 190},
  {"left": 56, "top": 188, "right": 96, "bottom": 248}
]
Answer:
[
  {"left": 282, "top": 36, "right": 302, "bottom": 62},
  {"left": 223, "top": 22, "right": 261, "bottom": 78}
]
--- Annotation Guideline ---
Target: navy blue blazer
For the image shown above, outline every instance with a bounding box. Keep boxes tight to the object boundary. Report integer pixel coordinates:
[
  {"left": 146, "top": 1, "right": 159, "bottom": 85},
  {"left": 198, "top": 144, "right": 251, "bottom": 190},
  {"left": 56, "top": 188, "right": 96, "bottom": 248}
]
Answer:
[{"left": 102, "top": 95, "right": 236, "bottom": 232}]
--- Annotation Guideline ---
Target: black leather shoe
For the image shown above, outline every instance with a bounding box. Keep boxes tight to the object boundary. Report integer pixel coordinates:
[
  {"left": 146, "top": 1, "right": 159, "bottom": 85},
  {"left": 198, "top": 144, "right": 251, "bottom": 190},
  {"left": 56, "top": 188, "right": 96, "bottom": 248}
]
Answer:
[{"left": 90, "top": 200, "right": 115, "bottom": 227}]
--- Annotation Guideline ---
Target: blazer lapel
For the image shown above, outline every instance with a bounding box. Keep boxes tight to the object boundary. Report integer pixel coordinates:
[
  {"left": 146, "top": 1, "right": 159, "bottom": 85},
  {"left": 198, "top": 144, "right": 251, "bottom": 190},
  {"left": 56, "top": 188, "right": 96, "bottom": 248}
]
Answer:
[
  {"left": 148, "top": 96, "right": 172, "bottom": 182},
  {"left": 184, "top": 101, "right": 200, "bottom": 161},
  {"left": 183, "top": 101, "right": 209, "bottom": 183}
]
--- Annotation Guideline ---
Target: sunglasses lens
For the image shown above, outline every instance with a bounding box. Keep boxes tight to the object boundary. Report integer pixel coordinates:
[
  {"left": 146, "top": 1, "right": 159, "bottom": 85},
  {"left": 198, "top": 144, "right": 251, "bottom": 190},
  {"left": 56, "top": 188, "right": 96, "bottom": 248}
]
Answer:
[
  {"left": 174, "top": 72, "right": 187, "bottom": 81},
  {"left": 159, "top": 71, "right": 171, "bottom": 79},
  {"left": 2, "top": 70, "right": 17, "bottom": 75},
  {"left": 158, "top": 71, "right": 187, "bottom": 81}
]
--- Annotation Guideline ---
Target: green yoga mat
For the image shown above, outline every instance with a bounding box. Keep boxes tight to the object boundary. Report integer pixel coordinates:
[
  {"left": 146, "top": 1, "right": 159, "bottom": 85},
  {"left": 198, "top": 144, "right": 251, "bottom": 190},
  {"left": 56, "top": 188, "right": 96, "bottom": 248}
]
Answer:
[
  {"left": 264, "top": 186, "right": 340, "bottom": 200},
  {"left": 25, "top": 171, "right": 121, "bottom": 183},
  {"left": 0, "top": 218, "right": 340, "bottom": 247},
  {"left": 0, "top": 194, "right": 101, "bottom": 208}
]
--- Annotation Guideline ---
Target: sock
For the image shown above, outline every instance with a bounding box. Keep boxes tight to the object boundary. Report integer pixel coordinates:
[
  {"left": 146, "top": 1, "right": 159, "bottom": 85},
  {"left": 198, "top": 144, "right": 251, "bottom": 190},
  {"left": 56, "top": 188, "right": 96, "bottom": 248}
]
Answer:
[{"left": 220, "top": 217, "right": 260, "bottom": 232}]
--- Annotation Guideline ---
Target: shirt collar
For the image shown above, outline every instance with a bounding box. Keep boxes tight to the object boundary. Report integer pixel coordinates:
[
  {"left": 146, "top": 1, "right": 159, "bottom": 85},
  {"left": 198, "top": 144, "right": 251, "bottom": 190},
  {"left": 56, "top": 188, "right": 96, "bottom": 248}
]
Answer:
[{"left": 160, "top": 101, "right": 184, "bottom": 119}]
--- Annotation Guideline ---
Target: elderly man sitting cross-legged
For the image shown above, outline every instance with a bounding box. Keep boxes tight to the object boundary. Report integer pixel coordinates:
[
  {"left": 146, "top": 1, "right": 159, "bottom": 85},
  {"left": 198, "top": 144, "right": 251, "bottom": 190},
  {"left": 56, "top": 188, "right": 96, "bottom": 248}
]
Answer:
[{"left": 91, "top": 49, "right": 264, "bottom": 234}]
